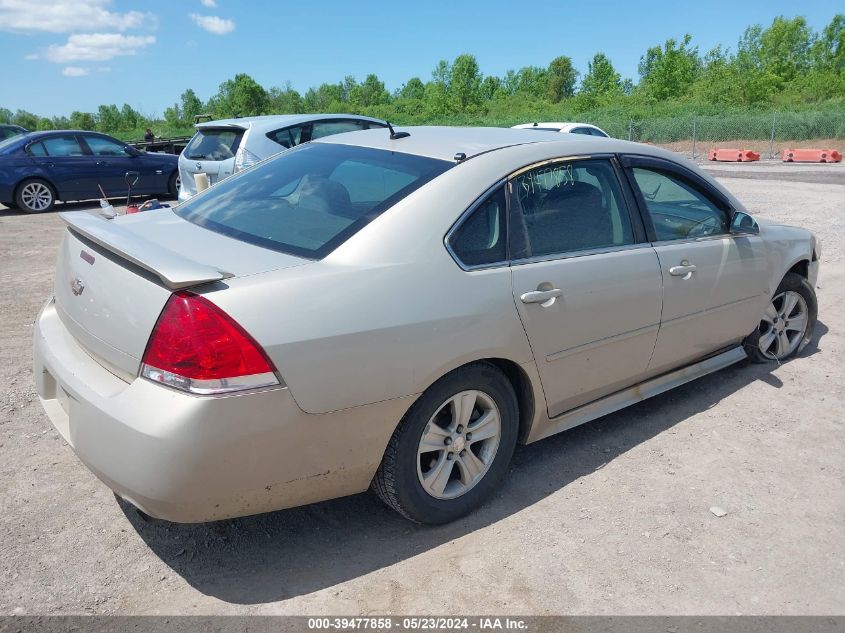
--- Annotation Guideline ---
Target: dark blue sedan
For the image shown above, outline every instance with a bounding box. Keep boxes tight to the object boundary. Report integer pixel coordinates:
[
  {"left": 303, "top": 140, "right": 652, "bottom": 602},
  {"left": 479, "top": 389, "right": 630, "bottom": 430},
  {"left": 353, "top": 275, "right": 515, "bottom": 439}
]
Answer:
[{"left": 0, "top": 130, "right": 180, "bottom": 213}]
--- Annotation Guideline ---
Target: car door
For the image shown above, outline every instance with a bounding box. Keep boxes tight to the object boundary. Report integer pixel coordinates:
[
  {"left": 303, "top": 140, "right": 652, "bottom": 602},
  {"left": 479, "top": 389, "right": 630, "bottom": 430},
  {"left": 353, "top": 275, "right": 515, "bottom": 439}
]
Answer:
[
  {"left": 508, "top": 157, "right": 663, "bottom": 418},
  {"left": 621, "top": 156, "right": 769, "bottom": 374},
  {"left": 26, "top": 135, "right": 93, "bottom": 199},
  {"left": 80, "top": 134, "right": 153, "bottom": 196}
]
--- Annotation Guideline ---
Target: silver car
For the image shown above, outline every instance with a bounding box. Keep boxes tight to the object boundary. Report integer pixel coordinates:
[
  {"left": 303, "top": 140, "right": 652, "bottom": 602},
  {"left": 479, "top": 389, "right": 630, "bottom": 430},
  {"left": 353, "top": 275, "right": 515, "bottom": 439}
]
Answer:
[
  {"left": 34, "top": 127, "right": 820, "bottom": 524},
  {"left": 177, "top": 114, "right": 387, "bottom": 202}
]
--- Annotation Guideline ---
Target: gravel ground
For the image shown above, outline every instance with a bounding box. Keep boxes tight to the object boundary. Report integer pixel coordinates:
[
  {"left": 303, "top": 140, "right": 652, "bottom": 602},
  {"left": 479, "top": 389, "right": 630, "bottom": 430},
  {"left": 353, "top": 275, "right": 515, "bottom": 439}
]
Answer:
[{"left": 0, "top": 166, "right": 843, "bottom": 616}]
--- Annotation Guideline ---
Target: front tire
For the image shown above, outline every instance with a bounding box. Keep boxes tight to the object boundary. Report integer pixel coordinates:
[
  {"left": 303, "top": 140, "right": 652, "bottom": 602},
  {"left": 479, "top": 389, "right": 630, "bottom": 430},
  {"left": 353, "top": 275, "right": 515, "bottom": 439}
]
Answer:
[
  {"left": 15, "top": 179, "right": 55, "bottom": 213},
  {"left": 744, "top": 272, "right": 817, "bottom": 362},
  {"left": 372, "top": 362, "right": 518, "bottom": 524}
]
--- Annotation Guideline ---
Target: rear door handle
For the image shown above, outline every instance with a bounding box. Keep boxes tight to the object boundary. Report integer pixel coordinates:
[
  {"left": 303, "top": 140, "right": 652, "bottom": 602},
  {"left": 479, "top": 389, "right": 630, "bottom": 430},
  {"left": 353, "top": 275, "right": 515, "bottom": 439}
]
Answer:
[
  {"left": 669, "top": 261, "right": 697, "bottom": 279},
  {"left": 520, "top": 288, "right": 562, "bottom": 305}
]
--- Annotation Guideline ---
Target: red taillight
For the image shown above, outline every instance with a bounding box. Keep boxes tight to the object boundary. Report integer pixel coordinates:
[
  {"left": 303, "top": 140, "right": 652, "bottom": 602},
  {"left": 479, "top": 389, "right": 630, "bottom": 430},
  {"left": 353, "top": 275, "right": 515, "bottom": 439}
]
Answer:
[{"left": 140, "top": 291, "right": 279, "bottom": 394}]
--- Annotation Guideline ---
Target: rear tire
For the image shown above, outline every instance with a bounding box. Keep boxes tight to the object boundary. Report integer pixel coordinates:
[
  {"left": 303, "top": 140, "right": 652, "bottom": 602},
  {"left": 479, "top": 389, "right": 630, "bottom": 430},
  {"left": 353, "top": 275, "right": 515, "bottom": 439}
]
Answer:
[
  {"left": 744, "top": 272, "right": 817, "bottom": 363},
  {"left": 372, "top": 362, "right": 518, "bottom": 524},
  {"left": 15, "top": 179, "right": 55, "bottom": 213}
]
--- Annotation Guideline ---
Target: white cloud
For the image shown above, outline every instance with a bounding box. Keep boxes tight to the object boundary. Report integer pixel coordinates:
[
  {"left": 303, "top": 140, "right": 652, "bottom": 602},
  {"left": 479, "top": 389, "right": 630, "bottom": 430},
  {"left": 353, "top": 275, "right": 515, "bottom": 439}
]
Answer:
[
  {"left": 62, "top": 66, "right": 89, "bottom": 76},
  {"left": 42, "top": 33, "right": 156, "bottom": 63},
  {"left": 200, "top": 0, "right": 217, "bottom": 7},
  {"left": 0, "top": 0, "right": 155, "bottom": 33},
  {"left": 189, "top": 13, "right": 234, "bottom": 35}
]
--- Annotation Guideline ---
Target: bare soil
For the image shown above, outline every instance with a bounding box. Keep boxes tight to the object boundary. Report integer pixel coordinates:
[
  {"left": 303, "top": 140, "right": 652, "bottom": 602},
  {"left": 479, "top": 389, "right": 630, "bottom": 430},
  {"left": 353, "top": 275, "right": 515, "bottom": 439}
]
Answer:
[{"left": 0, "top": 169, "right": 843, "bottom": 615}]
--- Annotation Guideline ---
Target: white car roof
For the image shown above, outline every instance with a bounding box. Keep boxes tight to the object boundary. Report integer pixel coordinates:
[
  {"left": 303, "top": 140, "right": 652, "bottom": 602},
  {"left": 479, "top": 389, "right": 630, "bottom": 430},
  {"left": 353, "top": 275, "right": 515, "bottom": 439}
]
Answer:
[
  {"left": 512, "top": 122, "right": 603, "bottom": 132},
  {"left": 196, "top": 113, "right": 385, "bottom": 132},
  {"left": 313, "top": 125, "right": 579, "bottom": 162}
]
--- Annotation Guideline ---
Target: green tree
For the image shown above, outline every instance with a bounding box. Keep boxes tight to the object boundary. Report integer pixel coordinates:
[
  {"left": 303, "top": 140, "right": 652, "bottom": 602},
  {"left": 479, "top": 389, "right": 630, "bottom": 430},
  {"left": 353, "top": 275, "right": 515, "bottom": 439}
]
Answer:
[
  {"left": 69, "top": 111, "right": 96, "bottom": 130},
  {"left": 546, "top": 56, "right": 578, "bottom": 102},
  {"left": 758, "top": 16, "right": 814, "bottom": 85},
  {"left": 580, "top": 53, "right": 623, "bottom": 97},
  {"left": 512, "top": 66, "right": 548, "bottom": 98},
  {"left": 352, "top": 74, "right": 390, "bottom": 108},
  {"left": 268, "top": 83, "right": 303, "bottom": 113},
  {"left": 303, "top": 82, "right": 344, "bottom": 111},
  {"left": 96, "top": 104, "right": 121, "bottom": 132},
  {"left": 51, "top": 116, "right": 70, "bottom": 129},
  {"left": 449, "top": 54, "right": 483, "bottom": 112},
  {"left": 638, "top": 34, "right": 701, "bottom": 100},
  {"left": 120, "top": 104, "right": 140, "bottom": 130},
  {"left": 36, "top": 117, "right": 55, "bottom": 131},
  {"left": 12, "top": 109, "right": 39, "bottom": 130},
  {"left": 163, "top": 103, "right": 182, "bottom": 127},
  {"left": 179, "top": 89, "right": 204, "bottom": 123},
  {"left": 0, "top": 107, "right": 11, "bottom": 124},
  {"left": 209, "top": 73, "right": 269, "bottom": 117},
  {"left": 397, "top": 77, "right": 425, "bottom": 101},
  {"left": 480, "top": 75, "right": 503, "bottom": 101}
]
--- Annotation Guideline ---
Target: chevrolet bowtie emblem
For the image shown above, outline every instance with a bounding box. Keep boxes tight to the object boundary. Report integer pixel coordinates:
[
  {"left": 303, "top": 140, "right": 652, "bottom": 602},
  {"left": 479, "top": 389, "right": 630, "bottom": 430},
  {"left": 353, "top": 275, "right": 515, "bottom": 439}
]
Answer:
[{"left": 70, "top": 278, "right": 85, "bottom": 296}]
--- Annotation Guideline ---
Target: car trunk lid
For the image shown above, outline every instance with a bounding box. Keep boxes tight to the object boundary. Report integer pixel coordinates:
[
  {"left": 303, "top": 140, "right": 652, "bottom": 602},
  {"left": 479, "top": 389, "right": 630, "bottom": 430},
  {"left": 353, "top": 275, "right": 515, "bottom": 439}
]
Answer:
[
  {"left": 54, "top": 209, "right": 307, "bottom": 380},
  {"left": 179, "top": 125, "right": 245, "bottom": 196}
]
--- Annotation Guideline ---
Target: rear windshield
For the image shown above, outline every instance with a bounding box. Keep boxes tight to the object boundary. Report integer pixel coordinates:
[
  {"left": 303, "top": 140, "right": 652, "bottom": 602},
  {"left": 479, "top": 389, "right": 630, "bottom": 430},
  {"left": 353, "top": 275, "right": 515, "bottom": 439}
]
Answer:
[
  {"left": 175, "top": 143, "right": 452, "bottom": 259},
  {"left": 183, "top": 127, "right": 244, "bottom": 161}
]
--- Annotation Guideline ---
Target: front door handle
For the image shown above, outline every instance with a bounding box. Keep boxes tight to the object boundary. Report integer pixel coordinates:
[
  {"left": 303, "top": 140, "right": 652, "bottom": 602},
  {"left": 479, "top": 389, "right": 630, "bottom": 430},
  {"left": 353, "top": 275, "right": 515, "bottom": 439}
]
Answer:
[
  {"left": 520, "top": 288, "right": 562, "bottom": 305},
  {"left": 669, "top": 260, "right": 697, "bottom": 280}
]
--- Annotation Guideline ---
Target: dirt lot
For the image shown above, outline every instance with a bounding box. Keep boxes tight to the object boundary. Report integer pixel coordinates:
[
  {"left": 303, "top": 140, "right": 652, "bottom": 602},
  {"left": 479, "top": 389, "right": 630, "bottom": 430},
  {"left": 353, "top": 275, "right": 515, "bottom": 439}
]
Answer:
[{"left": 1, "top": 164, "right": 843, "bottom": 616}]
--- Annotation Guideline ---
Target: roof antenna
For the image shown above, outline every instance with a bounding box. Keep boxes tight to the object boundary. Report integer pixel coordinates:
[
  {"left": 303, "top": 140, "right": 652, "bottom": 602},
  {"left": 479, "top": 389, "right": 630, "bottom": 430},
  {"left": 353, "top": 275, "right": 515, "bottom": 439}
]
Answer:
[
  {"left": 532, "top": 122, "right": 538, "bottom": 127},
  {"left": 386, "top": 121, "right": 410, "bottom": 140}
]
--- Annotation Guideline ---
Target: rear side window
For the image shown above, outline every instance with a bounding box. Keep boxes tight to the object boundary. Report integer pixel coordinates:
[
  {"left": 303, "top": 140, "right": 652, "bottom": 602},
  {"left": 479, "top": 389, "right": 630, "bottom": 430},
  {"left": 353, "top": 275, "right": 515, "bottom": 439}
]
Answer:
[
  {"left": 183, "top": 128, "right": 244, "bottom": 161},
  {"left": 267, "top": 125, "right": 304, "bottom": 149},
  {"left": 175, "top": 143, "right": 451, "bottom": 259},
  {"left": 36, "top": 136, "right": 86, "bottom": 157},
  {"left": 27, "top": 142, "right": 47, "bottom": 156},
  {"left": 510, "top": 159, "right": 634, "bottom": 259},
  {"left": 449, "top": 186, "right": 508, "bottom": 268}
]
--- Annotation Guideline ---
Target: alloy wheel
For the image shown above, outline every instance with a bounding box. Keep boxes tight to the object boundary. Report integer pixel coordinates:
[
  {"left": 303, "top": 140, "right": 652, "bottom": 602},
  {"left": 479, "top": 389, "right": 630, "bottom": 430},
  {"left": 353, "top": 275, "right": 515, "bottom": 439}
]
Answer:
[
  {"left": 20, "top": 182, "right": 53, "bottom": 212},
  {"left": 416, "top": 390, "right": 502, "bottom": 500},
  {"left": 758, "top": 290, "right": 809, "bottom": 359}
]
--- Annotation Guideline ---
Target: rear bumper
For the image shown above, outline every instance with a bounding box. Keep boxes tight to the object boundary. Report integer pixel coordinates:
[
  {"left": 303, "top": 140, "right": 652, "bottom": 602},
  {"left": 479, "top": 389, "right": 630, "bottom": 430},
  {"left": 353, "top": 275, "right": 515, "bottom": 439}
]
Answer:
[{"left": 33, "top": 298, "right": 412, "bottom": 522}]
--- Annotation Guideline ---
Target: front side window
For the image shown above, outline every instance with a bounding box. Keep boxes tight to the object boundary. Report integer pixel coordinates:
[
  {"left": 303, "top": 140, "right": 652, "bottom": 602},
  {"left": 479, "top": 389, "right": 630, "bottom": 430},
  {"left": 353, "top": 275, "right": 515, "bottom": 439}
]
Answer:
[
  {"left": 630, "top": 167, "right": 729, "bottom": 241},
  {"left": 310, "top": 120, "right": 367, "bottom": 140},
  {"left": 510, "top": 159, "right": 635, "bottom": 259},
  {"left": 38, "top": 136, "right": 85, "bottom": 157},
  {"left": 183, "top": 128, "right": 244, "bottom": 161},
  {"left": 84, "top": 135, "right": 132, "bottom": 157},
  {"left": 175, "top": 143, "right": 451, "bottom": 259},
  {"left": 448, "top": 186, "right": 508, "bottom": 268}
]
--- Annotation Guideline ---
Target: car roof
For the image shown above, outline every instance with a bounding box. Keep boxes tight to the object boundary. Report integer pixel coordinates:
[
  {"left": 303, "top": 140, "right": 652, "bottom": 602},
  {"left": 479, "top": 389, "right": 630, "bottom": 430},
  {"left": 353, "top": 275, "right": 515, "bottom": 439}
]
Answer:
[
  {"left": 512, "top": 122, "right": 602, "bottom": 131},
  {"left": 196, "top": 113, "right": 385, "bottom": 132},
  {"left": 312, "top": 125, "right": 620, "bottom": 162}
]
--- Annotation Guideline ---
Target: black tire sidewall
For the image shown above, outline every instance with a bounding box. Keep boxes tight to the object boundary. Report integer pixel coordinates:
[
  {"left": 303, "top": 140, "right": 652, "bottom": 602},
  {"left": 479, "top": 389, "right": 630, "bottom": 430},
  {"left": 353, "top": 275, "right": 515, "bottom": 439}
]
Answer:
[
  {"left": 389, "top": 363, "right": 518, "bottom": 524},
  {"left": 744, "top": 272, "right": 817, "bottom": 362},
  {"left": 167, "top": 172, "right": 179, "bottom": 198},
  {"left": 15, "top": 179, "right": 55, "bottom": 213}
]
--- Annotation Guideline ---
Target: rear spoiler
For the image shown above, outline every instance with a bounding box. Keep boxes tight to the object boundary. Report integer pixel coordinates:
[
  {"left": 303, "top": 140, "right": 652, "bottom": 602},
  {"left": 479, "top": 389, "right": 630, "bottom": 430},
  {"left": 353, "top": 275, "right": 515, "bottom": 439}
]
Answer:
[{"left": 60, "top": 211, "right": 232, "bottom": 290}]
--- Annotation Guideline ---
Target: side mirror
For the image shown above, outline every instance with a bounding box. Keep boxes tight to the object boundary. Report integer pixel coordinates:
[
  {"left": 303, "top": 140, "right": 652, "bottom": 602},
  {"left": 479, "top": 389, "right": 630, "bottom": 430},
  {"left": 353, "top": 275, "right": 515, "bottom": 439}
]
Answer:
[
  {"left": 125, "top": 145, "right": 141, "bottom": 156},
  {"left": 730, "top": 211, "right": 759, "bottom": 235}
]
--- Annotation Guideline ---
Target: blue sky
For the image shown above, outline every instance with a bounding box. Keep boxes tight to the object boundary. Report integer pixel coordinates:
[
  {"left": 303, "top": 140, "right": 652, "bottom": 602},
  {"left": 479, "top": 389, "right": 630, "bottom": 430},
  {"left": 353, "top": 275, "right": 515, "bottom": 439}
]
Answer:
[{"left": 0, "top": 0, "right": 840, "bottom": 118}]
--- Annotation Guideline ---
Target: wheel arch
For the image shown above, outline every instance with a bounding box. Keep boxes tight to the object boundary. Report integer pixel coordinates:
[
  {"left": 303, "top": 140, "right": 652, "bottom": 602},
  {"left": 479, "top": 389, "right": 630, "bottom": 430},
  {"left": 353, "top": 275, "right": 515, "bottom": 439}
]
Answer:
[
  {"left": 14, "top": 175, "right": 60, "bottom": 202},
  {"left": 404, "top": 356, "right": 541, "bottom": 446}
]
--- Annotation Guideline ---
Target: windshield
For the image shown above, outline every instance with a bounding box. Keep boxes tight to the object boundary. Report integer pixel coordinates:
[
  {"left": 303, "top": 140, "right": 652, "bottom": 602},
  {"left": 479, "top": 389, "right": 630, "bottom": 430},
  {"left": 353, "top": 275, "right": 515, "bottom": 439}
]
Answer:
[
  {"left": 183, "top": 127, "right": 245, "bottom": 161},
  {"left": 175, "top": 143, "right": 452, "bottom": 259}
]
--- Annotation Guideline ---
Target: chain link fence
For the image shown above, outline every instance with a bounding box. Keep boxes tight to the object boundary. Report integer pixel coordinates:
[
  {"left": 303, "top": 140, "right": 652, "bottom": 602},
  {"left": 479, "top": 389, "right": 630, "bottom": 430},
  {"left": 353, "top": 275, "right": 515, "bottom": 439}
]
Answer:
[{"left": 596, "top": 112, "right": 845, "bottom": 161}]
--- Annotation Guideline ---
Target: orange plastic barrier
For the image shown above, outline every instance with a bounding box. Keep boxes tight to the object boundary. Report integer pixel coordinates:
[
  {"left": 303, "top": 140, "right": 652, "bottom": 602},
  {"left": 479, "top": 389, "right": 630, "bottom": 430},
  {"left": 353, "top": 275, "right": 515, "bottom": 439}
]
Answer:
[
  {"left": 781, "top": 148, "right": 842, "bottom": 163},
  {"left": 709, "top": 148, "right": 761, "bottom": 162}
]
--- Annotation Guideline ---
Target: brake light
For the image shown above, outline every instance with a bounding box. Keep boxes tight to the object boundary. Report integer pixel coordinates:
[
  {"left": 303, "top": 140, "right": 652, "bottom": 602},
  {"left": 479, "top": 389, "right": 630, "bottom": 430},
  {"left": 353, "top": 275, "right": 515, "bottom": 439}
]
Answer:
[
  {"left": 233, "top": 146, "right": 261, "bottom": 172},
  {"left": 140, "top": 291, "right": 279, "bottom": 395}
]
